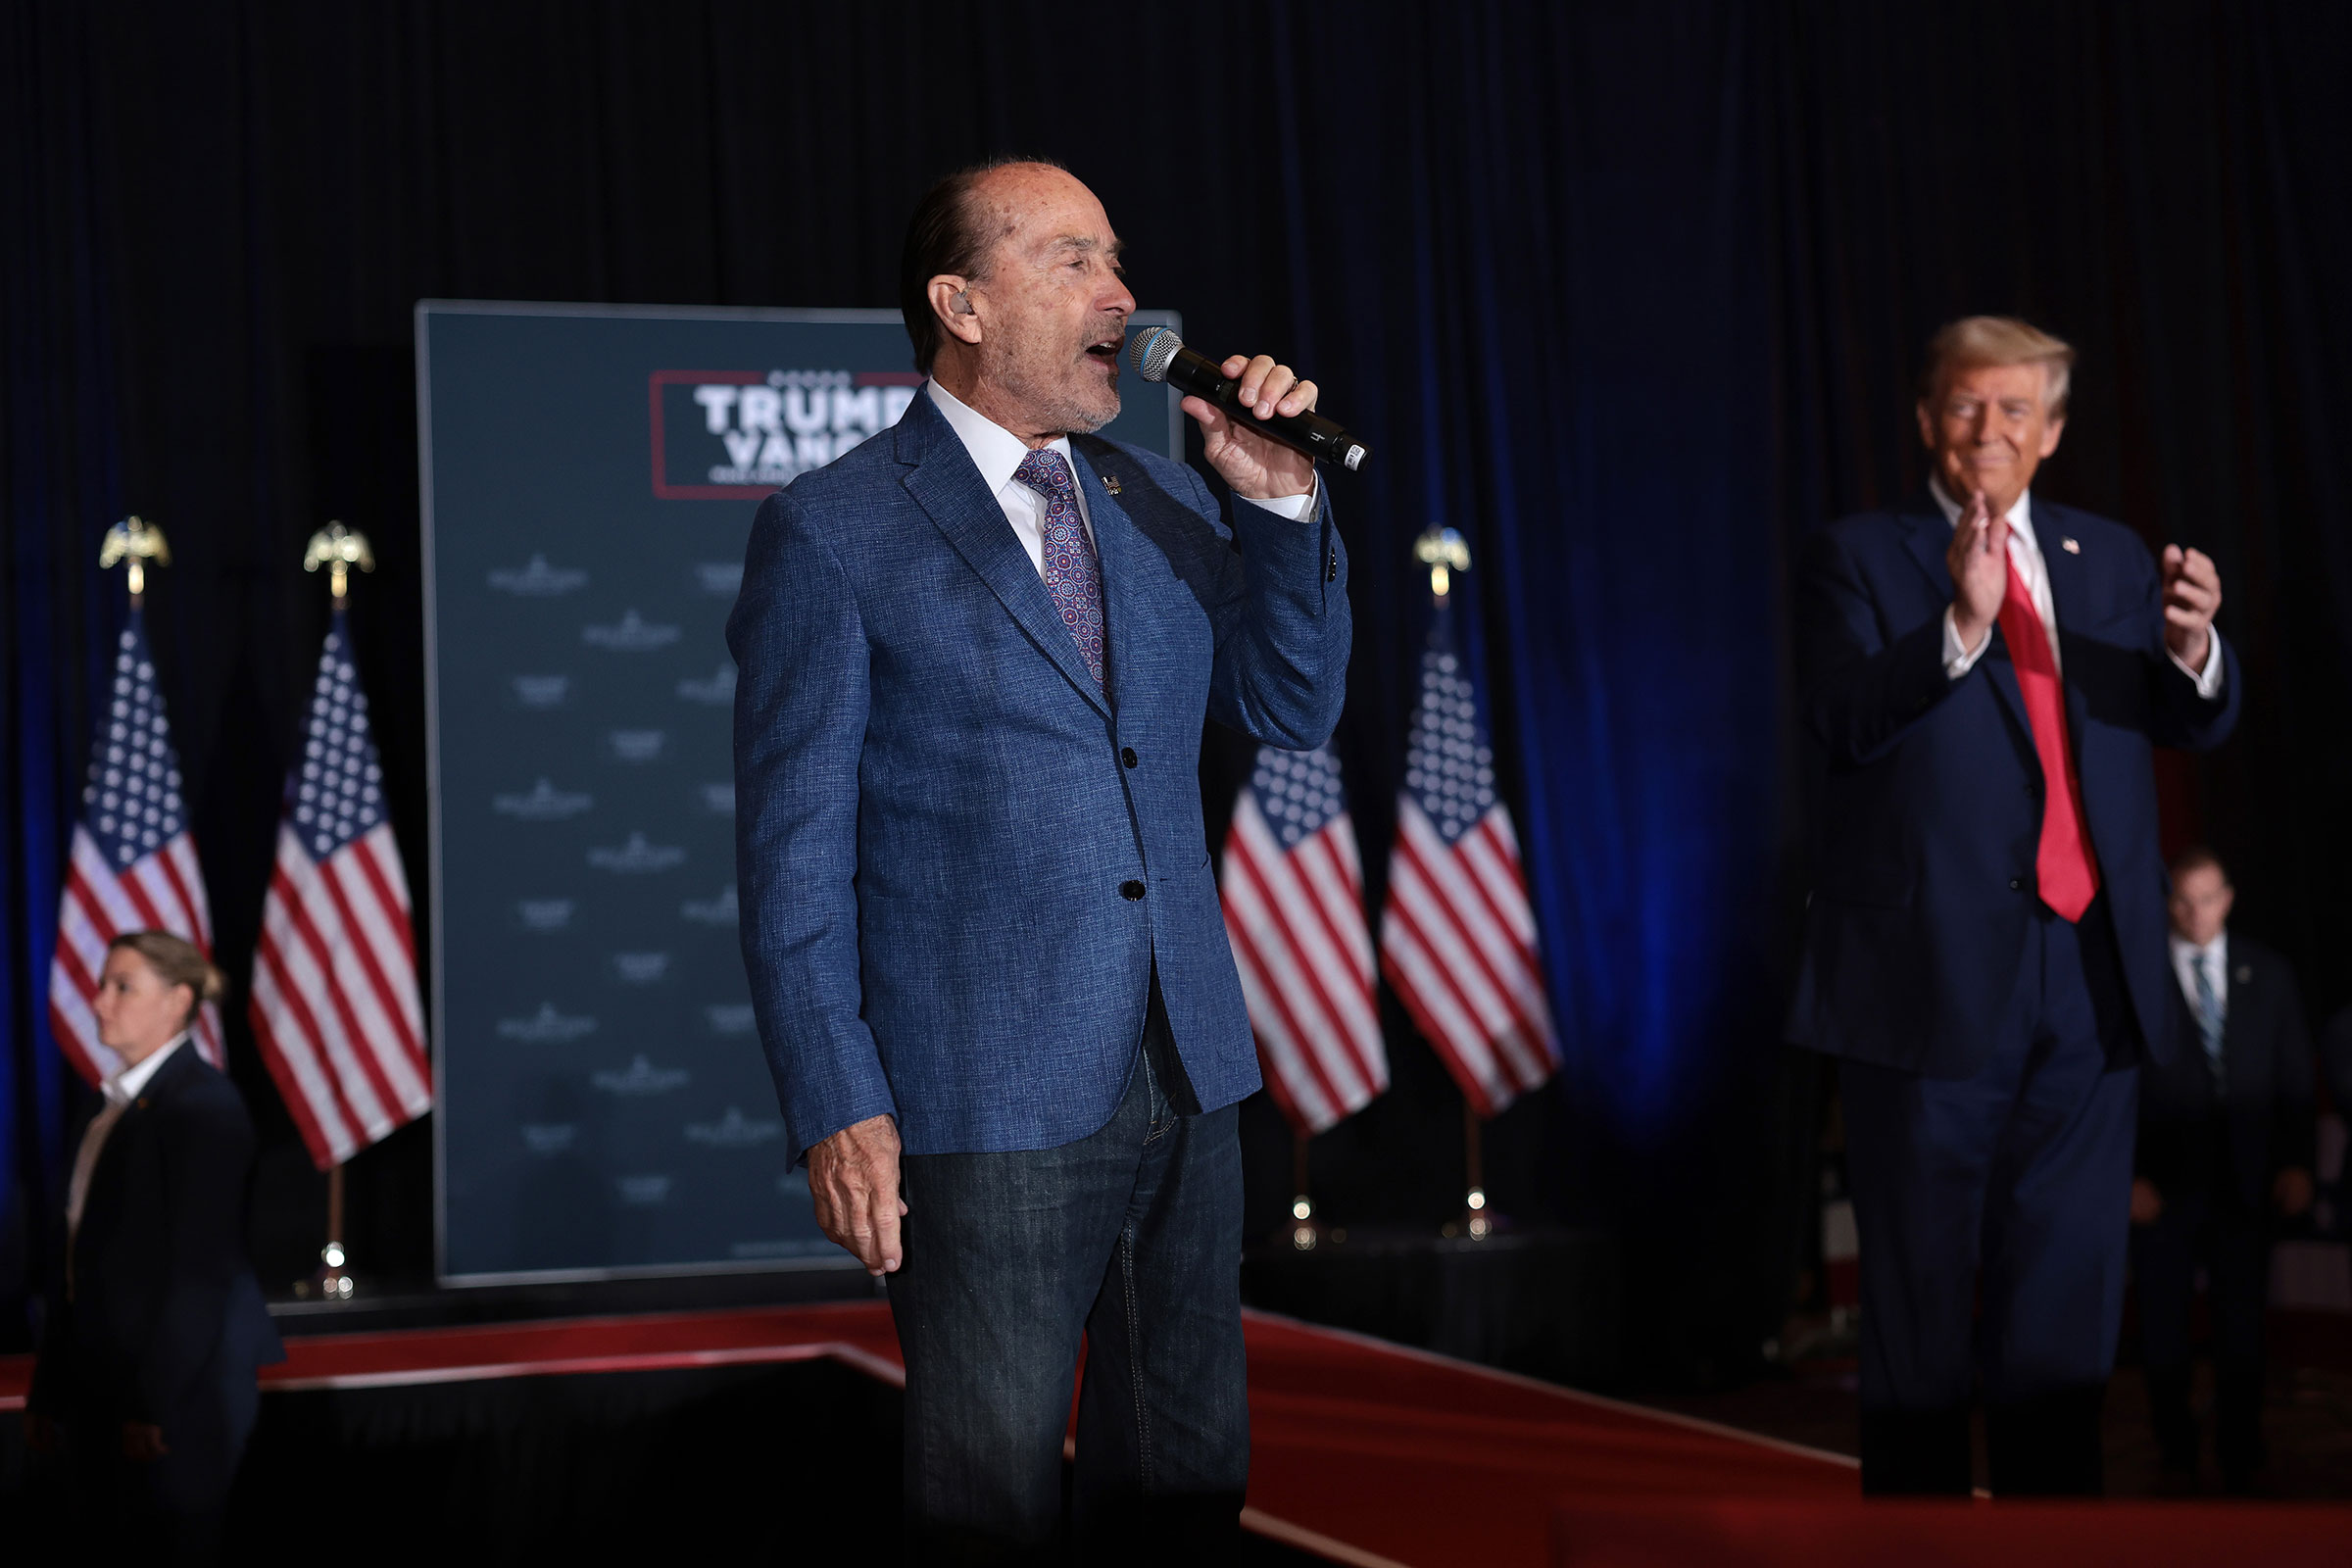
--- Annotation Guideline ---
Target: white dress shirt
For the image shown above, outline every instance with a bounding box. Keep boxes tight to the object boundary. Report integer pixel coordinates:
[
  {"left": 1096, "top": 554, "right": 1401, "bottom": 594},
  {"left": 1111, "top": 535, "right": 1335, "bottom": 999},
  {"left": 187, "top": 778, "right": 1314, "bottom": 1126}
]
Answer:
[
  {"left": 67, "top": 1031, "right": 190, "bottom": 1244},
  {"left": 1932, "top": 477, "right": 2225, "bottom": 698},
  {"left": 925, "top": 379, "right": 1315, "bottom": 583},
  {"left": 2169, "top": 928, "right": 2230, "bottom": 1019}
]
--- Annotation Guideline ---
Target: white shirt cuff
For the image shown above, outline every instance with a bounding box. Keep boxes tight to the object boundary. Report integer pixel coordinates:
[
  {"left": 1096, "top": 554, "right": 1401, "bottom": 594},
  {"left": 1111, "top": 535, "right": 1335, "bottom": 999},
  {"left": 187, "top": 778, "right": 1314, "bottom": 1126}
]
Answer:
[
  {"left": 2169, "top": 630, "right": 2226, "bottom": 699},
  {"left": 1942, "top": 607, "right": 1992, "bottom": 679},
  {"left": 1239, "top": 476, "right": 1318, "bottom": 521}
]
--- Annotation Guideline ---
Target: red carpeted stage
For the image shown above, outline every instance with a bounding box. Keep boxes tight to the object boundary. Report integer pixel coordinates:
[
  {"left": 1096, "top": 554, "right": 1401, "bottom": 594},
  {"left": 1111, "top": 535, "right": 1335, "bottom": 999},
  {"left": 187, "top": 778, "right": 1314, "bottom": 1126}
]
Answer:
[{"left": 6, "top": 1300, "right": 2345, "bottom": 1564}]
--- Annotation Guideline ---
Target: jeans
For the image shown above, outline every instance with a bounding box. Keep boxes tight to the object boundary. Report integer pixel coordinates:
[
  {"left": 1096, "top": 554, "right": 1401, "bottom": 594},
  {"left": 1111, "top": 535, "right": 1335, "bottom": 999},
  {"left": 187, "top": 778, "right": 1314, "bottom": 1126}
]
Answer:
[{"left": 887, "top": 980, "right": 1249, "bottom": 1564}]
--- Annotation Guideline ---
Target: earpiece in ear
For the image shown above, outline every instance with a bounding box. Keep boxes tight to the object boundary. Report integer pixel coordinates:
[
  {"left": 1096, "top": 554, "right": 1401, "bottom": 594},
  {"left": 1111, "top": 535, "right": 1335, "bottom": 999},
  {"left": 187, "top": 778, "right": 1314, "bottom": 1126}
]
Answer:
[{"left": 953, "top": 290, "right": 973, "bottom": 316}]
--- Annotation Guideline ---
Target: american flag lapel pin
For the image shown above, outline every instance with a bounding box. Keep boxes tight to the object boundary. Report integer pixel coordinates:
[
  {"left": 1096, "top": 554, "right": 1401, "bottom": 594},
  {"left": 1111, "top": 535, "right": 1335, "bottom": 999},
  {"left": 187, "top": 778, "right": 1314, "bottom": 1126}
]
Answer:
[{"left": 2061, "top": 537, "right": 2081, "bottom": 555}]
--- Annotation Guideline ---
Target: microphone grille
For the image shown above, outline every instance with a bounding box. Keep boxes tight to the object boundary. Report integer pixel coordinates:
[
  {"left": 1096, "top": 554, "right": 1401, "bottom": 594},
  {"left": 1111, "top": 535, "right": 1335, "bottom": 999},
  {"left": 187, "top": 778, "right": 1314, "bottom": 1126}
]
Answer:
[{"left": 1128, "top": 325, "right": 1183, "bottom": 383}]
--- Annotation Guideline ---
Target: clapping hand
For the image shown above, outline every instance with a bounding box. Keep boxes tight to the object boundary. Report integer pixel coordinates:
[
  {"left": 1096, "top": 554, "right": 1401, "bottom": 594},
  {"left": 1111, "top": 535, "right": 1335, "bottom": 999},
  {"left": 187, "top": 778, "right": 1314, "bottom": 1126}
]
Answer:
[
  {"left": 2159, "top": 545, "right": 2222, "bottom": 672},
  {"left": 1944, "top": 490, "right": 2009, "bottom": 652}
]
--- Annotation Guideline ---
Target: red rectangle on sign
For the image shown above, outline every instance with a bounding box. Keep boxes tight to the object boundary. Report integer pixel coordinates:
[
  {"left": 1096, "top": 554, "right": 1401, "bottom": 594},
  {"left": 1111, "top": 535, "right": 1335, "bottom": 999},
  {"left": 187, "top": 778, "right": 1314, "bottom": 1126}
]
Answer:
[{"left": 650, "top": 370, "right": 772, "bottom": 501}]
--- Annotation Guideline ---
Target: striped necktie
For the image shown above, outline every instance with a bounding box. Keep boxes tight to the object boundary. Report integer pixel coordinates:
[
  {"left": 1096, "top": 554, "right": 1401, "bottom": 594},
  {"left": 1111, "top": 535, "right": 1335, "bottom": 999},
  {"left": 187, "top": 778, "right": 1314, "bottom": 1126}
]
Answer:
[{"left": 2192, "top": 955, "right": 2226, "bottom": 1084}]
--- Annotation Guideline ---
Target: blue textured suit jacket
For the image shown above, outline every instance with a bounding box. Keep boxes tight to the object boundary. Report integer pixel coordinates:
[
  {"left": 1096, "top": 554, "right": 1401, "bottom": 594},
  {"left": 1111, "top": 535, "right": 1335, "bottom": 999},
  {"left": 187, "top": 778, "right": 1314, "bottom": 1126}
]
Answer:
[
  {"left": 728, "top": 391, "right": 1350, "bottom": 1161},
  {"left": 1787, "top": 494, "right": 2239, "bottom": 1078}
]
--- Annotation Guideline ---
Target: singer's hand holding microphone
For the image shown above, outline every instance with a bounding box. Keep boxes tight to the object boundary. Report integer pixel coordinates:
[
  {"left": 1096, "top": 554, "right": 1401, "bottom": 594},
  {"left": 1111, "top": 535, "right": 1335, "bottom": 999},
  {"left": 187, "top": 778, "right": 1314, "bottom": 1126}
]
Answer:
[{"left": 1128, "top": 325, "right": 1370, "bottom": 502}]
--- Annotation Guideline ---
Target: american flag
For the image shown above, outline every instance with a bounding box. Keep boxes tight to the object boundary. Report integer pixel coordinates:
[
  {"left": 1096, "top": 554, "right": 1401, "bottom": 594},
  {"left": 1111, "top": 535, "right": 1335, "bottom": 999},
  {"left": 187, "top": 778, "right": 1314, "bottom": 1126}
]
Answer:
[
  {"left": 250, "top": 614, "right": 431, "bottom": 1168},
  {"left": 1220, "top": 744, "right": 1387, "bottom": 1133},
  {"left": 49, "top": 614, "right": 223, "bottom": 1081},
  {"left": 1380, "top": 605, "right": 1558, "bottom": 1115}
]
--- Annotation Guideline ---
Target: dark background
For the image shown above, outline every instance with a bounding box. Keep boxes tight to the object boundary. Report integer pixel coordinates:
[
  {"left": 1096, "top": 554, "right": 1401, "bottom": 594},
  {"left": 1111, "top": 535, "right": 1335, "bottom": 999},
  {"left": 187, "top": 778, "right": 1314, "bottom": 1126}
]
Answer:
[{"left": 5, "top": 1, "right": 2349, "bottom": 1382}]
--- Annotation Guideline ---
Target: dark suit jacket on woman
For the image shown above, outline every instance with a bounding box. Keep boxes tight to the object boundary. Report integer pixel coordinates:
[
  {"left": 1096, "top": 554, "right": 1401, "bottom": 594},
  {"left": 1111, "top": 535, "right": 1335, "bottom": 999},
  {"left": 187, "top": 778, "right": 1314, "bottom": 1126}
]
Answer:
[{"left": 30, "top": 1043, "right": 283, "bottom": 1503}]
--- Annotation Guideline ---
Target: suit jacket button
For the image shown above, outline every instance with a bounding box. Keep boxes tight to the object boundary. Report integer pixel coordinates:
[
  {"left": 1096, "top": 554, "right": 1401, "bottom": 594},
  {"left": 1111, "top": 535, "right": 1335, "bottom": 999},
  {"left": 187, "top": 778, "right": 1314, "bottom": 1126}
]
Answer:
[
  {"left": 1119, "top": 880, "right": 1146, "bottom": 901},
  {"left": 1121, "top": 747, "right": 1139, "bottom": 769},
  {"left": 2008, "top": 876, "right": 2026, "bottom": 892}
]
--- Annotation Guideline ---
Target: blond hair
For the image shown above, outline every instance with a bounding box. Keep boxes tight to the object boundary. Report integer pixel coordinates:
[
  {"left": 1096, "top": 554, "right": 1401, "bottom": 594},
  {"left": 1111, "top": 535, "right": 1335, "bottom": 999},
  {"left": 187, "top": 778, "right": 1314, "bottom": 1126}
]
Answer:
[
  {"left": 109, "top": 930, "right": 225, "bottom": 1027},
  {"left": 1921, "top": 316, "right": 2076, "bottom": 417}
]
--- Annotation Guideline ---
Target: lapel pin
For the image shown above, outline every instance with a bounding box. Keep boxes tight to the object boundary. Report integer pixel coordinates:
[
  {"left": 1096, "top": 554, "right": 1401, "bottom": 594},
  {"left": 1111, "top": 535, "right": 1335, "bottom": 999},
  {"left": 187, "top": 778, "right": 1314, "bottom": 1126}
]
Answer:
[
  {"left": 1102, "top": 474, "right": 1121, "bottom": 496},
  {"left": 2235, "top": 964, "right": 2253, "bottom": 984},
  {"left": 2061, "top": 537, "right": 2081, "bottom": 555}
]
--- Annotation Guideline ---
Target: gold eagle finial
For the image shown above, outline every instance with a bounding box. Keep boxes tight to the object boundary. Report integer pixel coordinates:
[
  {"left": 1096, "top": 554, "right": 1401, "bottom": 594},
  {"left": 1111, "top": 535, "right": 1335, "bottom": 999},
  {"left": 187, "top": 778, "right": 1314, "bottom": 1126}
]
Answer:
[
  {"left": 99, "top": 515, "right": 172, "bottom": 599},
  {"left": 1413, "top": 526, "right": 1471, "bottom": 601},
  {"left": 303, "top": 521, "right": 376, "bottom": 601}
]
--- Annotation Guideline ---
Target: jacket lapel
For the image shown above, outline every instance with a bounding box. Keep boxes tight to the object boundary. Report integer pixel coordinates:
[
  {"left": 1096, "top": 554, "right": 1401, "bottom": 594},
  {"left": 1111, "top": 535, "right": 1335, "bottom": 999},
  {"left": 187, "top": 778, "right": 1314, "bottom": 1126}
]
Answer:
[
  {"left": 84, "top": 1044, "right": 198, "bottom": 1201},
  {"left": 1900, "top": 501, "right": 2032, "bottom": 740},
  {"left": 1073, "top": 448, "right": 1152, "bottom": 713},
  {"left": 1898, "top": 500, "right": 1958, "bottom": 603},
  {"left": 896, "top": 396, "right": 1110, "bottom": 718},
  {"left": 2036, "top": 508, "right": 2096, "bottom": 738}
]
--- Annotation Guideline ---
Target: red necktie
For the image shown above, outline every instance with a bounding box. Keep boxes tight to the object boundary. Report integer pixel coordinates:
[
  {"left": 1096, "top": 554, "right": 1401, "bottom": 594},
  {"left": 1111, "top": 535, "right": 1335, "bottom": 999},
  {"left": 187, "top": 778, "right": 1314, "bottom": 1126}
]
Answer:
[{"left": 1997, "top": 558, "right": 2099, "bottom": 921}]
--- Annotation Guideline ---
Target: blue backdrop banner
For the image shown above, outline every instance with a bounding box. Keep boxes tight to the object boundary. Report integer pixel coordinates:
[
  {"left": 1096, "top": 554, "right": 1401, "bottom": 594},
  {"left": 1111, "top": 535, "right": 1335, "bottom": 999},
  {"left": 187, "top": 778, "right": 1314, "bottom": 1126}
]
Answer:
[{"left": 417, "top": 302, "right": 1180, "bottom": 1282}]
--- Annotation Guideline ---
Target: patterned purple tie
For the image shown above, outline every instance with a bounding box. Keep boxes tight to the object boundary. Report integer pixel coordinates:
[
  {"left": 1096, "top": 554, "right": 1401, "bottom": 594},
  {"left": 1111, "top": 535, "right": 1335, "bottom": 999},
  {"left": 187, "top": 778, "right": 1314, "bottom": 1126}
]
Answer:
[{"left": 1012, "top": 447, "right": 1105, "bottom": 689}]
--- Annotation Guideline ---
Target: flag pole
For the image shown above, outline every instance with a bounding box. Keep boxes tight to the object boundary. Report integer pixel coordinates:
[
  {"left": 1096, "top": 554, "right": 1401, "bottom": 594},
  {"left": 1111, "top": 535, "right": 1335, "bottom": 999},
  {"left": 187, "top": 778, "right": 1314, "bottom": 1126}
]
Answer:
[
  {"left": 304, "top": 520, "right": 375, "bottom": 1303},
  {"left": 1412, "top": 526, "right": 1494, "bottom": 1242}
]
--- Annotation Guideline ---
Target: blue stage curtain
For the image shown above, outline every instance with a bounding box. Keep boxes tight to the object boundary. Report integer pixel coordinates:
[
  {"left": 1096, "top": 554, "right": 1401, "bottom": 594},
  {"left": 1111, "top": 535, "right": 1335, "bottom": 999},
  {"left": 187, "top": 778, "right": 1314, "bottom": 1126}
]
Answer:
[
  {"left": 0, "top": 0, "right": 126, "bottom": 1343},
  {"left": 4, "top": 0, "right": 2350, "bottom": 1365}
]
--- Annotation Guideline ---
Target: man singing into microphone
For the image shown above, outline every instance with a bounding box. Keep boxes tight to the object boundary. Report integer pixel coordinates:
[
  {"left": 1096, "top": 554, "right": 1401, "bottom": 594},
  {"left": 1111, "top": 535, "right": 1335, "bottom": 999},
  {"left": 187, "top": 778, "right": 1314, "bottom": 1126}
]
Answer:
[
  {"left": 728, "top": 159, "right": 1348, "bottom": 1559},
  {"left": 1789, "top": 317, "right": 2238, "bottom": 1494}
]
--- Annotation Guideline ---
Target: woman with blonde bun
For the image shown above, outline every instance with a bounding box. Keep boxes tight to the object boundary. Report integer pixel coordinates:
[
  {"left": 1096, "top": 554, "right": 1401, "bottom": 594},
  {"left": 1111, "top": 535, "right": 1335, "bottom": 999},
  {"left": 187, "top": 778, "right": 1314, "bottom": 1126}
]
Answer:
[{"left": 24, "top": 930, "right": 282, "bottom": 1563}]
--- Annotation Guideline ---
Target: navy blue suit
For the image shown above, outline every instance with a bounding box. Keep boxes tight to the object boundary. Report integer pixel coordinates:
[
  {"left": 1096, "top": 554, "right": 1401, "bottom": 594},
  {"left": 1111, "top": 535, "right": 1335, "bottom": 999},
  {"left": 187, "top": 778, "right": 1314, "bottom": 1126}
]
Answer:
[{"left": 1790, "top": 493, "right": 2237, "bottom": 1494}]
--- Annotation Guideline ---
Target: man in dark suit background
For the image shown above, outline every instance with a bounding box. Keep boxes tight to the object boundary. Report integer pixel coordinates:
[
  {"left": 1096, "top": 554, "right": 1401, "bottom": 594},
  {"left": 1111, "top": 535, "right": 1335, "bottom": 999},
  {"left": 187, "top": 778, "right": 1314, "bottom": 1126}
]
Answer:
[
  {"left": 2132, "top": 847, "right": 2314, "bottom": 1492},
  {"left": 1789, "top": 317, "right": 2240, "bottom": 1494},
  {"left": 24, "top": 931, "right": 282, "bottom": 1562}
]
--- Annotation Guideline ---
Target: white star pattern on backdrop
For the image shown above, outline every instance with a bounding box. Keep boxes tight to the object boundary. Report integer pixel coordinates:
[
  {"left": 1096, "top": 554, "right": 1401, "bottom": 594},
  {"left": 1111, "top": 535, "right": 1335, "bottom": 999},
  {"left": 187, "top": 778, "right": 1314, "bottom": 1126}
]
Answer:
[
  {"left": 1250, "top": 746, "right": 1347, "bottom": 847},
  {"left": 293, "top": 625, "right": 387, "bottom": 858},
  {"left": 85, "top": 627, "right": 187, "bottom": 867},
  {"left": 1402, "top": 649, "right": 1497, "bottom": 845}
]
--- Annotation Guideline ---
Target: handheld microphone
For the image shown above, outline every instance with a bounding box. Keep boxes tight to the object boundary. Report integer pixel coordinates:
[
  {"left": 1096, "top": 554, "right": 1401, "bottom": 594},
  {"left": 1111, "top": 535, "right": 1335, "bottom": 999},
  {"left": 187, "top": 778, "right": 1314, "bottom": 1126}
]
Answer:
[{"left": 1129, "top": 327, "right": 1369, "bottom": 472}]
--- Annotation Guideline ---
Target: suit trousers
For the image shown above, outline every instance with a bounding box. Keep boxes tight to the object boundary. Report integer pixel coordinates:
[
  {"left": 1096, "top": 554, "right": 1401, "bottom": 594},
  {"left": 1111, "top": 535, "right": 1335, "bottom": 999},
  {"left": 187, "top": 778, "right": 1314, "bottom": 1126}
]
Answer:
[
  {"left": 45, "top": 1364, "right": 260, "bottom": 1566},
  {"left": 2132, "top": 1185, "right": 2271, "bottom": 1481},
  {"left": 886, "top": 974, "right": 1249, "bottom": 1565},
  {"left": 1841, "top": 899, "right": 2139, "bottom": 1495}
]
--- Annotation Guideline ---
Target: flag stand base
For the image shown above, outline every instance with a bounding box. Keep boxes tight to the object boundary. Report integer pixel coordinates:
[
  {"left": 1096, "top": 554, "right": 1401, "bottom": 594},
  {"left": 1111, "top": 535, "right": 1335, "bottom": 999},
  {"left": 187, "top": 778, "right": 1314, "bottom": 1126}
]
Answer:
[
  {"left": 1285, "top": 1132, "right": 1325, "bottom": 1251},
  {"left": 297, "top": 1163, "right": 357, "bottom": 1302},
  {"left": 1444, "top": 1102, "right": 1494, "bottom": 1241}
]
